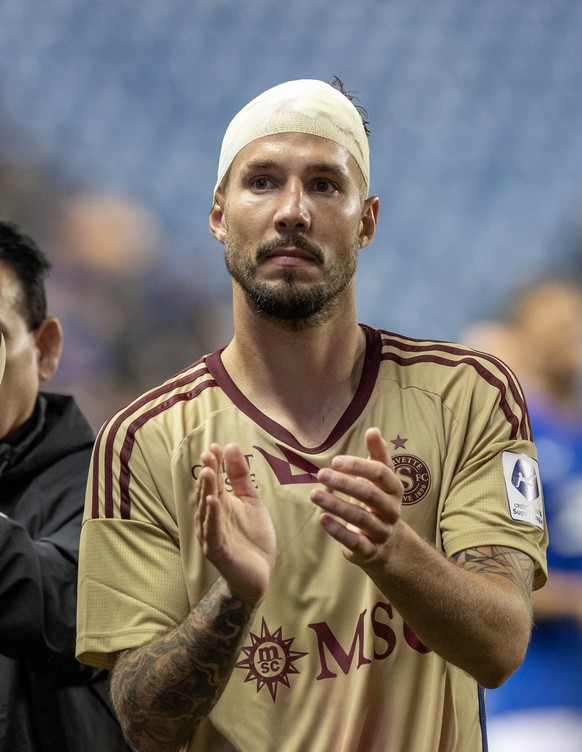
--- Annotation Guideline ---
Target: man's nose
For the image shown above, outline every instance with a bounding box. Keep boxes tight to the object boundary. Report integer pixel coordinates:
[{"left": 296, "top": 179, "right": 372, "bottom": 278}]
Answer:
[{"left": 274, "top": 182, "right": 311, "bottom": 232}]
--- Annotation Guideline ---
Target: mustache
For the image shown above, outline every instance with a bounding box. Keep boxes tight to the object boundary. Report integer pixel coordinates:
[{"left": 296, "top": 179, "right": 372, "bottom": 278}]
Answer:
[{"left": 256, "top": 235, "right": 324, "bottom": 264}]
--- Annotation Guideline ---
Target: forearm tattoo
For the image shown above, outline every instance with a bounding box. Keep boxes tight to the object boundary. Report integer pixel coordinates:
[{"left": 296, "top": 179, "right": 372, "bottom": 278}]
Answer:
[
  {"left": 111, "top": 580, "right": 255, "bottom": 751},
  {"left": 452, "top": 545, "right": 535, "bottom": 603}
]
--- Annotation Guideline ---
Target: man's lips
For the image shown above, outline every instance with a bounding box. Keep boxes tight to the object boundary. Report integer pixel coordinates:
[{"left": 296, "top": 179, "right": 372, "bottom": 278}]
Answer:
[
  {"left": 265, "top": 247, "right": 320, "bottom": 263},
  {"left": 256, "top": 237, "right": 325, "bottom": 265}
]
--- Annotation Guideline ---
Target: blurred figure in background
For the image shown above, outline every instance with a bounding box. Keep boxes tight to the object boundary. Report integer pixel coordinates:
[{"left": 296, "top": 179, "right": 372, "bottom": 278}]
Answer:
[
  {"left": 0, "top": 220, "right": 131, "bottom": 751},
  {"left": 0, "top": 156, "right": 232, "bottom": 430},
  {"left": 463, "top": 277, "right": 582, "bottom": 752},
  {"left": 47, "top": 191, "right": 231, "bottom": 429},
  {"left": 46, "top": 191, "right": 164, "bottom": 427}
]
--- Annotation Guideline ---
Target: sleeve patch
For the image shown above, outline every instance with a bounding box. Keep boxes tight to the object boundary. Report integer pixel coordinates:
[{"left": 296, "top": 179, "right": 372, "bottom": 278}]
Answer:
[{"left": 502, "top": 451, "right": 544, "bottom": 531}]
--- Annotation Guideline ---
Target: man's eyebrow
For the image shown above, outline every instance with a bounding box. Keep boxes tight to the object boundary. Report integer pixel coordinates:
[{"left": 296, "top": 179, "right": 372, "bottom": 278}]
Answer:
[
  {"left": 308, "top": 162, "right": 350, "bottom": 178},
  {"left": 242, "top": 160, "right": 278, "bottom": 171},
  {"left": 242, "top": 159, "right": 349, "bottom": 177}
]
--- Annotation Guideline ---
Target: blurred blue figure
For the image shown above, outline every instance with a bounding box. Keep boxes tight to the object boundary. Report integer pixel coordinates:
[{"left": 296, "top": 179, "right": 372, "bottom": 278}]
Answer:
[{"left": 464, "top": 278, "right": 582, "bottom": 752}]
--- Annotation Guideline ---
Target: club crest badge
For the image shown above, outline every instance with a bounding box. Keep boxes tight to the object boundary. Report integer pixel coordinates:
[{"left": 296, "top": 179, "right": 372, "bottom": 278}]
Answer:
[{"left": 392, "top": 454, "right": 431, "bottom": 505}]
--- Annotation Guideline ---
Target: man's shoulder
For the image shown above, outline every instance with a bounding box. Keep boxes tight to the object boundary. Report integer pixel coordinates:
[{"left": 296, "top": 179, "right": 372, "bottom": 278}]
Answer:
[
  {"left": 374, "top": 326, "right": 518, "bottom": 386},
  {"left": 96, "top": 354, "right": 224, "bottom": 451}
]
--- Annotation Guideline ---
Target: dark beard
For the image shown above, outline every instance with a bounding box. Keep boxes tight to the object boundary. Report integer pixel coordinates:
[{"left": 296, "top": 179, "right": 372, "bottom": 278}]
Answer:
[{"left": 225, "top": 235, "right": 358, "bottom": 328}]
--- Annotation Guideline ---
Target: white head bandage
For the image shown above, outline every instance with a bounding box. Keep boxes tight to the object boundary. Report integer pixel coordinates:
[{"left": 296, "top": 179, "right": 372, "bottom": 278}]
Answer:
[{"left": 215, "top": 79, "right": 370, "bottom": 193}]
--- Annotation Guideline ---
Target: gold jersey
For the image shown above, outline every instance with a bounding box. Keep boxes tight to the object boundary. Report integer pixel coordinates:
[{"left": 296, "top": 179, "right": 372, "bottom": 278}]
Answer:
[{"left": 77, "top": 325, "right": 547, "bottom": 752}]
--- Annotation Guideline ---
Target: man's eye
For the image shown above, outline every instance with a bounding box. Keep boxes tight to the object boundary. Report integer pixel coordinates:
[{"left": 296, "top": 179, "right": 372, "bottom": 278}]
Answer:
[
  {"left": 251, "top": 177, "right": 273, "bottom": 190},
  {"left": 313, "top": 179, "right": 334, "bottom": 193}
]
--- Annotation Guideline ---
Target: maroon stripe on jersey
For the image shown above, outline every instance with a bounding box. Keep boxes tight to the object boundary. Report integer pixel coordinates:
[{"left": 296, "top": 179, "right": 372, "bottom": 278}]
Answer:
[
  {"left": 379, "top": 333, "right": 531, "bottom": 439},
  {"left": 92, "top": 362, "right": 212, "bottom": 519},
  {"left": 117, "top": 381, "right": 216, "bottom": 519},
  {"left": 90, "top": 422, "right": 108, "bottom": 519},
  {"left": 380, "top": 332, "right": 528, "bottom": 401},
  {"left": 380, "top": 349, "right": 528, "bottom": 441}
]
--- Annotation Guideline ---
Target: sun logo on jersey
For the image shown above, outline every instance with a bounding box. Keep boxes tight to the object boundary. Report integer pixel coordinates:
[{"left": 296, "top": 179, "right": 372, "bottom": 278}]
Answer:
[{"left": 235, "top": 618, "right": 308, "bottom": 701}]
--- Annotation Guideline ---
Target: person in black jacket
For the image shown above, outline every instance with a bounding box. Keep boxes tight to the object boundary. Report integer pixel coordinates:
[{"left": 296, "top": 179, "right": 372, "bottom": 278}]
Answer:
[{"left": 0, "top": 220, "right": 132, "bottom": 751}]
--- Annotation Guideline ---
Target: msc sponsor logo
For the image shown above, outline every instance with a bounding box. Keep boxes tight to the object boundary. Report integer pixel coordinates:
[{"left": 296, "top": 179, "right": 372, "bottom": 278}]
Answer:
[
  {"left": 235, "top": 619, "right": 307, "bottom": 701},
  {"left": 235, "top": 604, "right": 430, "bottom": 701}
]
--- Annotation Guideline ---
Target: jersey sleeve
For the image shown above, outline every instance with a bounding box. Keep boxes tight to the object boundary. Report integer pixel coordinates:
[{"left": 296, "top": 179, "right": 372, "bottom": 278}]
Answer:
[
  {"left": 76, "top": 412, "right": 190, "bottom": 669},
  {"left": 439, "top": 359, "right": 548, "bottom": 590}
]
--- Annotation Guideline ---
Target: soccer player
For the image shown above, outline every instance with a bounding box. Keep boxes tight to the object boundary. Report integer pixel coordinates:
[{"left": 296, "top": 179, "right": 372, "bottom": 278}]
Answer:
[{"left": 77, "top": 79, "right": 548, "bottom": 752}]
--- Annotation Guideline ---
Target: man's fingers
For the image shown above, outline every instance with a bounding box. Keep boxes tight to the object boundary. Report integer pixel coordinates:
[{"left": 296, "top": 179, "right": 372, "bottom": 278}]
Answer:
[
  {"left": 201, "top": 494, "right": 225, "bottom": 558},
  {"left": 311, "top": 488, "right": 389, "bottom": 542},
  {"left": 318, "top": 513, "right": 376, "bottom": 556},
  {"left": 223, "top": 443, "right": 260, "bottom": 499},
  {"left": 318, "top": 463, "right": 402, "bottom": 503},
  {"left": 365, "top": 427, "right": 390, "bottom": 464}
]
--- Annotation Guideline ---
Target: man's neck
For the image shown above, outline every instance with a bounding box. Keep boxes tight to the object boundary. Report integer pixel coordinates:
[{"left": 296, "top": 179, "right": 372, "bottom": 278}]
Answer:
[{"left": 221, "top": 307, "right": 366, "bottom": 447}]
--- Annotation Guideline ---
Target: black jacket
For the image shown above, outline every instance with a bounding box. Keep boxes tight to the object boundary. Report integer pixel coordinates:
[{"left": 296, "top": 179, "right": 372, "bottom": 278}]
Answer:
[{"left": 0, "top": 393, "right": 132, "bottom": 751}]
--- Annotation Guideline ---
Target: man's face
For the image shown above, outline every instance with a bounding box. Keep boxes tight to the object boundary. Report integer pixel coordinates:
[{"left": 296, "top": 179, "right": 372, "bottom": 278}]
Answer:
[
  {"left": 211, "top": 132, "right": 376, "bottom": 328},
  {"left": 522, "top": 284, "right": 582, "bottom": 387},
  {"left": 0, "top": 262, "right": 43, "bottom": 439}
]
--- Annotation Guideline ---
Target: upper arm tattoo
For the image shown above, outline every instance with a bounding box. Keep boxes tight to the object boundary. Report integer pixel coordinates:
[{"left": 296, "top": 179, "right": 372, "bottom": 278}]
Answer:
[{"left": 452, "top": 545, "right": 535, "bottom": 603}]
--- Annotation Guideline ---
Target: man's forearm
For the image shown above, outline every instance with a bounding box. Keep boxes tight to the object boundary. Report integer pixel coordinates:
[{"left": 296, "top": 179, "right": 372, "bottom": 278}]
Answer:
[
  {"left": 362, "top": 524, "right": 534, "bottom": 688},
  {"left": 110, "top": 579, "right": 256, "bottom": 752}
]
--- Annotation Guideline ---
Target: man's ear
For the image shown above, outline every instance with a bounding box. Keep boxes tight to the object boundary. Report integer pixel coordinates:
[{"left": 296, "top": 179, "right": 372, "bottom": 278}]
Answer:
[
  {"left": 209, "top": 189, "right": 227, "bottom": 245},
  {"left": 359, "top": 196, "right": 380, "bottom": 250},
  {"left": 35, "top": 317, "right": 63, "bottom": 382}
]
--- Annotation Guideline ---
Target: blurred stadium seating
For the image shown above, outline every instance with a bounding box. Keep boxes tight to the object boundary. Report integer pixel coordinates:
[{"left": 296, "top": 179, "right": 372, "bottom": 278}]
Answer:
[{"left": 1, "top": 0, "right": 582, "bottom": 423}]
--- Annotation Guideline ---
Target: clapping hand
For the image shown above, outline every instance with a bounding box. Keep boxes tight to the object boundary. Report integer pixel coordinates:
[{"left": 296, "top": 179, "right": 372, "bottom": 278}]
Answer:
[
  {"left": 195, "top": 443, "right": 277, "bottom": 606},
  {"left": 310, "top": 427, "right": 405, "bottom": 569}
]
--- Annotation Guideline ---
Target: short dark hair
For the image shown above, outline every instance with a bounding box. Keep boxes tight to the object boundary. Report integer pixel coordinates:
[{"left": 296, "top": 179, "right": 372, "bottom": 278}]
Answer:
[
  {"left": 328, "top": 75, "right": 370, "bottom": 136},
  {"left": 0, "top": 220, "right": 51, "bottom": 330}
]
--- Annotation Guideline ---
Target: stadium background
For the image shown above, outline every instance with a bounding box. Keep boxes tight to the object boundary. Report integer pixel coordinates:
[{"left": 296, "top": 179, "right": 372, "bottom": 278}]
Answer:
[{"left": 1, "top": 0, "right": 582, "bottom": 427}]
